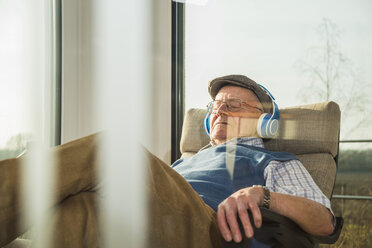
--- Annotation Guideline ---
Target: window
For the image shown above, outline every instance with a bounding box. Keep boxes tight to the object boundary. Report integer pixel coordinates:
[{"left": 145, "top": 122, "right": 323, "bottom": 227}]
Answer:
[
  {"left": 184, "top": 1, "right": 372, "bottom": 247},
  {"left": 0, "top": 2, "right": 34, "bottom": 160},
  {"left": 0, "top": 0, "right": 61, "bottom": 161}
]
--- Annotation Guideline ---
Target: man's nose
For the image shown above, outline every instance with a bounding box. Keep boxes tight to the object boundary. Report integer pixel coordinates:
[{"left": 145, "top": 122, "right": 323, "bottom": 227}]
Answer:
[{"left": 215, "top": 102, "right": 228, "bottom": 114}]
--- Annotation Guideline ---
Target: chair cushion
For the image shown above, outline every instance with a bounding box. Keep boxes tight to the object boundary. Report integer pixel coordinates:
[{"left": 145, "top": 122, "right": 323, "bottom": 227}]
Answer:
[
  {"left": 180, "top": 101, "right": 340, "bottom": 157},
  {"left": 264, "top": 101, "right": 340, "bottom": 158},
  {"left": 297, "top": 153, "right": 336, "bottom": 198},
  {"left": 180, "top": 108, "right": 210, "bottom": 155}
]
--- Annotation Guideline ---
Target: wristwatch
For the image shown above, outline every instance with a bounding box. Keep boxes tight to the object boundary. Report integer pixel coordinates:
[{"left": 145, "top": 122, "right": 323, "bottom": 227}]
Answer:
[{"left": 253, "top": 185, "right": 271, "bottom": 209}]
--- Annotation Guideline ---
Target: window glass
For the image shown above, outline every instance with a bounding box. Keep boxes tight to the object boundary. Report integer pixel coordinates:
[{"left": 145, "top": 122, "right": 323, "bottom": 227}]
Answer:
[
  {"left": 185, "top": 1, "right": 372, "bottom": 247},
  {"left": 326, "top": 199, "right": 372, "bottom": 247},
  {"left": 185, "top": 0, "right": 372, "bottom": 141},
  {"left": 327, "top": 143, "right": 372, "bottom": 246},
  {"left": 0, "top": 2, "right": 30, "bottom": 159},
  {"left": 331, "top": 142, "right": 372, "bottom": 246},
  {"left": 0, "top": 1, "right": 57, "bottom": 160}
]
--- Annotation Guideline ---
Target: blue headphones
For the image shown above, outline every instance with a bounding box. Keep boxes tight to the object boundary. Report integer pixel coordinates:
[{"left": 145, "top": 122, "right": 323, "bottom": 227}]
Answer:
[{"left": 203, "top": 84, "right": 279, "bottom": 139}]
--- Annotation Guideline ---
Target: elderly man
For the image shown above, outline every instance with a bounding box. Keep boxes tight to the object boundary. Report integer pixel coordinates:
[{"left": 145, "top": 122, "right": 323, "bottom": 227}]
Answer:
[
  {"left": 0, "top": 75, "right": 334, "bottom": 248},
  {"left": 171, "top": 75, "right": 334, "bottom": 246}
]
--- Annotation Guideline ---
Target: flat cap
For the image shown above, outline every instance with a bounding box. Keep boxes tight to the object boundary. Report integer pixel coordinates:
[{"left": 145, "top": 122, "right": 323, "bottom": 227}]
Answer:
[{"left": 208, "top": 74, "right": 273, "bottom": 113}]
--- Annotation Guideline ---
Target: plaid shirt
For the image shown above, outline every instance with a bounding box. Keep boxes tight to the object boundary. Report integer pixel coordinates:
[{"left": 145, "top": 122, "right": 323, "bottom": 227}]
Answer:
[{"left": 204, "top": 137, "right": 332, "bottom": 212}]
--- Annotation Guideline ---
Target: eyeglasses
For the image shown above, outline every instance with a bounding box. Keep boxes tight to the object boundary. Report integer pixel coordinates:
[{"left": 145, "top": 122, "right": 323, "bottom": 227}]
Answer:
[{"left": 207, "top": 98, "right": 264, "bottom": 113}]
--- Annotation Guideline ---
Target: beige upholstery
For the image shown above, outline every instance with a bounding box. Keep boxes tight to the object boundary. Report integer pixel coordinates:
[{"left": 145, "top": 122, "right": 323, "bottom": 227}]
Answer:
[{"left": 180, "top": 101, "right": 340, "bottom": 199}]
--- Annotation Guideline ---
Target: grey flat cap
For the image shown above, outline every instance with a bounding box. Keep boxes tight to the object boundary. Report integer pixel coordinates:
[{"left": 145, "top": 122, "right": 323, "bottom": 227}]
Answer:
[{"left": 208, "top": 74, "right": 273, "bottom": 113}]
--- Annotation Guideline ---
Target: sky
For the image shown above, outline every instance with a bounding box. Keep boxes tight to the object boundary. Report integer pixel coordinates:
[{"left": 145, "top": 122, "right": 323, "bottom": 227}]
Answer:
[{"left": 184, "top": 0, "right": 372, "bottom": 143}]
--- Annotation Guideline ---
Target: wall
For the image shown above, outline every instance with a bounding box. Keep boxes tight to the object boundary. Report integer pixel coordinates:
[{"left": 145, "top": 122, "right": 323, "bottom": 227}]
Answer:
[{"left": 61, "top": 0, "right": 172, "bottom": 163}]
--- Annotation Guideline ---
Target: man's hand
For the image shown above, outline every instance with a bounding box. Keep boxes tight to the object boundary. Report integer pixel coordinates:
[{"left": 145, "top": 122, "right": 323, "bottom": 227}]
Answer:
[{"left": 217, "top": 186, "right": 264, "bottom": 243}]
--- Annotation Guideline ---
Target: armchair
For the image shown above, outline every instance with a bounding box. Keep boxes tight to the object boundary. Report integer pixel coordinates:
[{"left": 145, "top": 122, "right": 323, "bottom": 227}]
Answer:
[{"left": 180, "top": 101, "right": 343, "bottom": 248}]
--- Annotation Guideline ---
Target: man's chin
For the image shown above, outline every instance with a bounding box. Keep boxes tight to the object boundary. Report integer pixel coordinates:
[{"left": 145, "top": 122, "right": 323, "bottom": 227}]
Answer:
[
  {"left": 211, "top": 129, "right": 240, "bottom": 140},
  {"left": 211, "top": 135, "right": 226, "bottom": 141},
  {"left": 210, "top": 132, "right": 226, "bottom": 144}
]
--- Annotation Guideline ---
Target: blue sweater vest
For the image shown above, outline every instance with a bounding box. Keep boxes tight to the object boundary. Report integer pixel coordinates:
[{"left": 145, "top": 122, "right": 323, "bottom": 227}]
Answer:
[{"left": 172, "top": 142, "right": 297, "bottom": 211}]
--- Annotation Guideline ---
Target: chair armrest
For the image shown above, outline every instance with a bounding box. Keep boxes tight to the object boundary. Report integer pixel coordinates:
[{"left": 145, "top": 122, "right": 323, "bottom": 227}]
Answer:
[{"left": 222, "top": 207, "right": 343, "bottom": 248}]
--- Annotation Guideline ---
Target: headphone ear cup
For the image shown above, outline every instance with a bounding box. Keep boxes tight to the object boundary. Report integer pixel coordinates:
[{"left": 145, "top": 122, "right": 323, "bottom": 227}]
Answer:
[
  {"left": 257, "top": 113, "right": 279, "bottom": 138},
  {"left": 203, "top": 111, "right": 211, "bottom": 137},
  {"left": 257, "top": 113, "right": 271, "bottom": 138},
  {"left": 268, "top": 118, "right": 279, "bottom": 137}
]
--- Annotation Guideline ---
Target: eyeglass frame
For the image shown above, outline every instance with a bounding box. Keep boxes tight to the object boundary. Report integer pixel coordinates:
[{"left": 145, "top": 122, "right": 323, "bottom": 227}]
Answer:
[{"left": 206, "top": 98, "right": 264, "bottom": 114}]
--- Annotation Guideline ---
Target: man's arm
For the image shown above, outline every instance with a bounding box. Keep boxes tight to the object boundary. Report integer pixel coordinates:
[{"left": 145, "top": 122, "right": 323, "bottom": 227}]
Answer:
[{"left": 217, "top": 186, "right": 335, "bottom": 243}]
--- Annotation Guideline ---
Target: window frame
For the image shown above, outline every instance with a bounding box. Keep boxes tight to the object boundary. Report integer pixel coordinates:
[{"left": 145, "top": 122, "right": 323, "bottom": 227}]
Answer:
[{"left": 171, "top": 1, "right": 185, "bottom": 163}]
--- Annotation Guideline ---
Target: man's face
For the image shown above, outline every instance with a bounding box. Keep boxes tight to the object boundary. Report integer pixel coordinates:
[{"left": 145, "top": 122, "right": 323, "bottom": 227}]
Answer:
[{"left": 209, "top": 85, "right": 264, "bottom": 145}]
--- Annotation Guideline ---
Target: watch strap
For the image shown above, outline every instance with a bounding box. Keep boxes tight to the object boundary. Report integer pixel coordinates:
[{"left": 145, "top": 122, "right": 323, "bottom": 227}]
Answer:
[
  {"left": 262, "top": 186, "right": 271, "bottom": 209},
  {"left": 253, "top": 185, "right": 270, "bottom": 209}
]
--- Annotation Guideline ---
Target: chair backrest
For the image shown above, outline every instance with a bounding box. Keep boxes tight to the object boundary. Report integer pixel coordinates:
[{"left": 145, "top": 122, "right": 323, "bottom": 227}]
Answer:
[{"left": 180, "top": 101, "right": 341, "bottom": 199}]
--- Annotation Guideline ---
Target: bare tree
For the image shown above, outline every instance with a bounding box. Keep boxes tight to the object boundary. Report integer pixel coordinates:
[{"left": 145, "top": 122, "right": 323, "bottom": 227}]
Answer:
[{"left": 296, "top": 18, "right": 372, "bottom": 139}]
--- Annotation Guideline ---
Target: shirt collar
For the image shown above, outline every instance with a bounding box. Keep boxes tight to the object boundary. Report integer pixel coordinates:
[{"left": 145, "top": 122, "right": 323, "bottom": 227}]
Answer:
[
  {"left": 224, "top": 137, "right": 265, "bottom": 148},
  {"left": 199, "top": 137, "right": 265, "bottom": 152}
]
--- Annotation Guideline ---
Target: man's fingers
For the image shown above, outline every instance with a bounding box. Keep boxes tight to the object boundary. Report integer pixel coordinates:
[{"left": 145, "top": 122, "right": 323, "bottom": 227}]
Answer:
[
  {"left": 225, "top": 203, "right": 242, "bottom": 243},
  {"left": 248, "top": 200, "right": 262, "bottom": 228},
  {"left": 217, "top": 205, "right": 232, "bottom": 242},
  {"left": 217, "top": 187, "right": 264, "bottom": 243},
  {"left": 225, "top": 197, "right": 246, "bottom": 243},
  {"left": 237, "top": 201, "right": 254, "bottom": 238}
]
